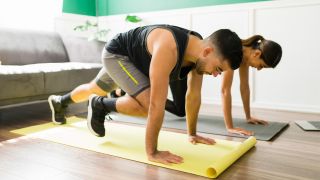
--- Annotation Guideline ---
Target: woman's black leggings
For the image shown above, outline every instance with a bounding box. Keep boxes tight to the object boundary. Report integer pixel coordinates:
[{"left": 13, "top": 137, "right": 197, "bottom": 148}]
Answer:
[
  {"left": 165, "top": 79, "right": 187, "bottom": 117},
  {"left": 112, "top": 78, "right": 188, "bottom": 117}
]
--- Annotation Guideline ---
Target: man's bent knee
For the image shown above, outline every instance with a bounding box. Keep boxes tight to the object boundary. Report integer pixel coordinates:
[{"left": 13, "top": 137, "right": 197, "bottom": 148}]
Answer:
[
  {"left": 89, "top": 82, "right": 108, "bottom": 96},
  {"left": 134, "top": 88, "right": 150, "bottom": 116}
]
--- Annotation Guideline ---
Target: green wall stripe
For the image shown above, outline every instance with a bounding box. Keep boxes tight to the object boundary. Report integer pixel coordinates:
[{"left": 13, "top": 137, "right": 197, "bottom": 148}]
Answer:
[
  {"left": 97, "top": 0, "right": 108, "bottom": 16},
  {"left": 63, "top": 0, "right": 97, "bottom": 16},
  {"left": 63, "top": 0, "right": 270, "bottom": 16},
  {"left": 103, "top": 0, "right": 269, "bottom": 16}
]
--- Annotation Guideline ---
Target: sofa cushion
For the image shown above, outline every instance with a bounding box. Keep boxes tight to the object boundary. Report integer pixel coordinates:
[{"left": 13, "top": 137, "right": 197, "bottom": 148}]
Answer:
[
  {"left": 0, "top": 65, "right": 45, "bottom": 100},
  {"left": 0, "top": 28, "right": 69, "bottom": 65},
  {"left": 37, "top": 62, "right": 102, "bottom": 94},
  {"left": 0, "top": 62, "right": 102, "bottom": 101},
  {"left": 60, "top": 36, "right": 105, "bottom": 63}
]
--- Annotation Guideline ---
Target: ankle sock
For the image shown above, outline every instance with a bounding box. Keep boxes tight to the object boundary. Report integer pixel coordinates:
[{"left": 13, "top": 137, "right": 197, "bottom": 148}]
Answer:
[
  {"left": 60, "top": 93, "right": 74, "bottom": 106},
  {"left": 101, "top": 97, "right": 118, "bottom": 112},
  {"left": 110, "top": 89, "right": 126, "bottom": 98},
  {"left": 119, "top": 89, "right": 126, "bottom": 96}
]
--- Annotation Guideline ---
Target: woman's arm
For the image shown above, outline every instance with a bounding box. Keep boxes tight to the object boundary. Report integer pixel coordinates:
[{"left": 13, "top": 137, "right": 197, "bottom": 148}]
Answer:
[
  {"left": 221, "top": 68, "right": 253, "bottom": 135},
  {"left": 239, "top": 65, "right": 268, "bottom": 125},
  {"left": 239, "top": 64, "right": 251, "bottom": 119}
]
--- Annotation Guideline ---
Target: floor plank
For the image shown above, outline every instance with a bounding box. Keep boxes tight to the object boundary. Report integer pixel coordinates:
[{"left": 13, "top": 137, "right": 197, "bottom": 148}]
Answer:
[{"left": 1, "top": 103, "right": 319, "bottom": 179}]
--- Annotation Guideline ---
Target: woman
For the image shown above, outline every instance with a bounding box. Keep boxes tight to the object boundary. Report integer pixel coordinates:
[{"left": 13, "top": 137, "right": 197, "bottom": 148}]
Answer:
[{"left": 222, "top": 35, "right": 282, "bottom": 135}]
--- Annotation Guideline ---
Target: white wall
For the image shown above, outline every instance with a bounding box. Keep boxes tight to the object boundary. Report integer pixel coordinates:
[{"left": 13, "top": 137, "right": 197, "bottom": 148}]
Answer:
[
  {"left": 253, "top": 2, "right": 320, "bottom": 113},
  {"left": 0, "top": 0, "right": 62, "bottom": 31},
  {"left": 55, "top": 13, "right": 98, "bottom": 38},
  {"left": 56, "top": 0, "right": 320, "bottom": 114}
]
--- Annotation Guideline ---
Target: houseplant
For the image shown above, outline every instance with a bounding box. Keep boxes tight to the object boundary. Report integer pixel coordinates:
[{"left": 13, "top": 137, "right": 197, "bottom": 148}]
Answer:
[{"left": 74, "top": 15, "right": 142, "bottom": 41}]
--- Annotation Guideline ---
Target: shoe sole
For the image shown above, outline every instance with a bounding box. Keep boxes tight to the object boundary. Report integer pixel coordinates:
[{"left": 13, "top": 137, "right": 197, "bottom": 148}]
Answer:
[
  {"left": 87, "top": 95, "right": 102, "bottom": 137},
  {"left": 48, "top": 95, "right": 63, "bottom": 125}
]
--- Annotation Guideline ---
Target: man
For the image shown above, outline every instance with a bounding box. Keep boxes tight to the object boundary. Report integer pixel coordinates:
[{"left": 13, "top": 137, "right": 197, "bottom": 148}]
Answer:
[{"left": 86, "top": 24, "right": 243, "bottom": 165}]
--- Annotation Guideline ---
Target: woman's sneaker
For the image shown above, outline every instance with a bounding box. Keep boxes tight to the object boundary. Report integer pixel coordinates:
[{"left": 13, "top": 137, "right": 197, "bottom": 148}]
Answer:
[
  {"left": 48, "top": 95, "right": 67, "bottom": 125},
  {"left": 87, "top": 95, "right": 108, "bottom": 137}
]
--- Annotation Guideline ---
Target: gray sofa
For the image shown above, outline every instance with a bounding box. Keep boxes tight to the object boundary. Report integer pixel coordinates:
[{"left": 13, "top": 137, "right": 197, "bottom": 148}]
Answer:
[{"left": 0, "top": 28, "right": 104, "bottom": 107}]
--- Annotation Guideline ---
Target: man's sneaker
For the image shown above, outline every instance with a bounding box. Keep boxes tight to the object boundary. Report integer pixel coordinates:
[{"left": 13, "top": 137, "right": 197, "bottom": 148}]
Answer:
[
  {"left": 48, "top": 95, "right": 67, "bottom": 125},
  {"left": 87, "top": 95, "right": 108, "bottom": 137}
]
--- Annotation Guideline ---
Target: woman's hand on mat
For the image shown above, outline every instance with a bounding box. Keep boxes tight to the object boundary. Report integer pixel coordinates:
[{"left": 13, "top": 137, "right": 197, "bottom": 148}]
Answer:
[
  {"left": 148, "top": 151, "right": 184, "bottom": 165},
  {"left": 227, "top": 127, "right": 254, "bottom": 136},
  {"left": 246, "top": 117, "right": 268, "bottom": 125},
  {"left": 188, "top": 135, "right": 216, "bottom": 145}
]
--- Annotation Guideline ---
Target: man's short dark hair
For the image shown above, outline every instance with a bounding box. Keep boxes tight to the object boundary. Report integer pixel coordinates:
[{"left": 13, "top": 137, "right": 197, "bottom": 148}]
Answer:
[{"left": 207, "top": 29, "right": 243, "bottom": 70}]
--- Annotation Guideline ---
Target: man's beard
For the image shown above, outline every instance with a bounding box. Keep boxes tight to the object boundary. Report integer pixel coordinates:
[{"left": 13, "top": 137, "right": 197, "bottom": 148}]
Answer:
[{"left": 195, "top": 60, "right": 206, "bottom": 75}]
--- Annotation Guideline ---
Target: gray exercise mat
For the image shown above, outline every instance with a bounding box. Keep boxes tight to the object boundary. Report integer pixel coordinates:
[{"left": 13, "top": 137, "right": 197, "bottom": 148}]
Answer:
[{"left": 108, "top": 113, "right": 289, "bottom": 141}]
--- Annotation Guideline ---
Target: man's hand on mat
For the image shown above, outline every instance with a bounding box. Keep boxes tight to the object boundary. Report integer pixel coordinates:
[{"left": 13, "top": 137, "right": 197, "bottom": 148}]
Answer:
[
  {"left": 227, "top": 127, "right": 254, "bottom": 136},
  {"left": 189, "top": 135, "right": 216, "bottom": 145},
  {"left": 148, "top": 150, "right": 184, "bottom": 165},
  {"left": 246, "top": 117, "right": 268, "bottom": 125}
]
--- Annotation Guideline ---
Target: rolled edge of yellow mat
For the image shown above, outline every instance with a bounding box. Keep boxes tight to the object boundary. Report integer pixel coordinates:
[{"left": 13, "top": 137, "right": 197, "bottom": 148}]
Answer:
[{"left": 206, "top": 136, "right": 257, "bottom": 178}]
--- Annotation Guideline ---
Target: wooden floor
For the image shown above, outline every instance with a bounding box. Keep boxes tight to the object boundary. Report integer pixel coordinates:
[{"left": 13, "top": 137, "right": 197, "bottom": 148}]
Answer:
[{"left": 0, "top": 102, "right": 319, "bottom": 180}]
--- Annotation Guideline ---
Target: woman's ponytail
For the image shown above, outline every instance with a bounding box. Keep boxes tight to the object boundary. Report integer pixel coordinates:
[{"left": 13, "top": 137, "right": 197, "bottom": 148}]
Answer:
[{"left": 242, "top": 35, "right": 265, "bottom": 48}]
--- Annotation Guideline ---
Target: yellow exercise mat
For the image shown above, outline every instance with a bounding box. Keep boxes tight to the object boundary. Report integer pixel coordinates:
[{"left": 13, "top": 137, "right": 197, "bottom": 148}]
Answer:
[{"left": 12, "top": 116, "right": 256, "bottom": 178}]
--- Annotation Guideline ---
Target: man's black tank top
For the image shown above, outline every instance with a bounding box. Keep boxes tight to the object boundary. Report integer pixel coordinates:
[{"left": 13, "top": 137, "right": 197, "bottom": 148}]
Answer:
[{"left": 105, "top": 24, "right": 203, "bottom": 81}]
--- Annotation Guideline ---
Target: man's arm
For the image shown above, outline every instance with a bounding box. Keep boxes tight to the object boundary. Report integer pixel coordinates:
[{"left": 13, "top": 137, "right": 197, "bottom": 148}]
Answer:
[
  {"left": 221, "top": 70, "right": 234, "bottom": 129},
  {"left": 186, "top": 69, "right": 215, "bottom": 145},
  {"left": 186, "top": 69, "right": 202, "bottom": 136},
  {"left": 146, "top": 29, "right": 183, "bottom": 164}
]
